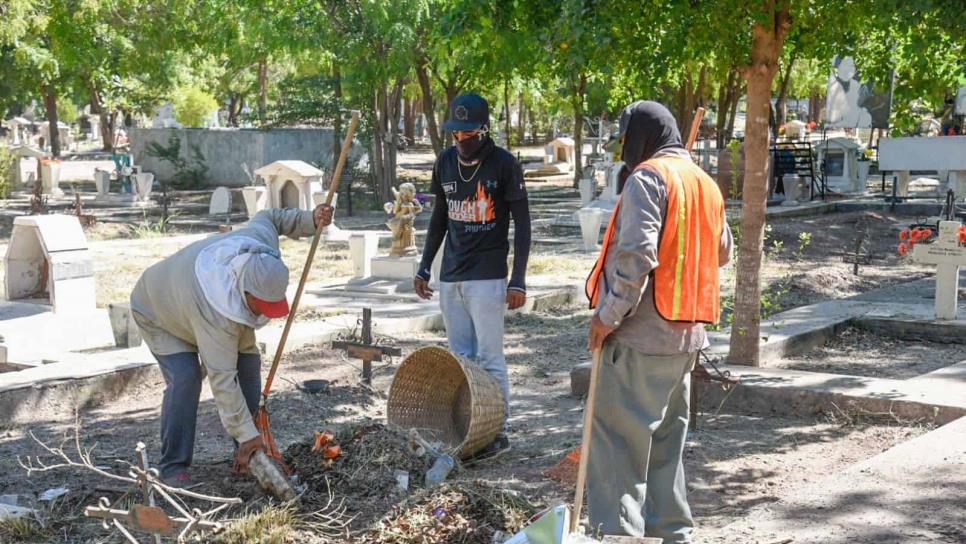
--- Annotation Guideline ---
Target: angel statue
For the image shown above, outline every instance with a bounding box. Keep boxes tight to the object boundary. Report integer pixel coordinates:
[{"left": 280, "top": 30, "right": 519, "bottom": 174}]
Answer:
[{"left": 384, "top": 182, "right": 423, "bottom": 257}]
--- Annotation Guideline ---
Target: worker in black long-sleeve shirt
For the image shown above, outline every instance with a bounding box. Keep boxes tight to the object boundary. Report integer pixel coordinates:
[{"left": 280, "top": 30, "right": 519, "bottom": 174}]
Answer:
[{"left": 414, "top": 93, "right": 531, "bottom": 460}]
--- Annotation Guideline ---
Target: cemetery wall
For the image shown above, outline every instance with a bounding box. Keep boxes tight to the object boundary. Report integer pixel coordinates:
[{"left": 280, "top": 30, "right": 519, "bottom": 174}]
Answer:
[{"left": 129, "top": 127, "right": 338, "bottom": 186}]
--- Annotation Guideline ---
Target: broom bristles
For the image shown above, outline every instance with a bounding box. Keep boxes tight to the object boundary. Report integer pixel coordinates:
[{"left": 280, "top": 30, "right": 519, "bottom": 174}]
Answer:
[{"left": 254, "top": 407, "right": 291, "bottom": 473}]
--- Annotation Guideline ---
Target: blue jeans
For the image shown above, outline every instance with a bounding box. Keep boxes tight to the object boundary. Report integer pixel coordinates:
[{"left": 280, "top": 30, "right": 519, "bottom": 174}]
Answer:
[
  {"left": 439, "top": 279, "right": 510, "bottom": 430},
  {"left": 152, "top": 351, "right": 261, "bottom": 478}
]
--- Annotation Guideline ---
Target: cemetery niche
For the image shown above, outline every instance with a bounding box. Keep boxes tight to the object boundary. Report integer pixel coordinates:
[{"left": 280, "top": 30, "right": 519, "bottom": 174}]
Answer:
[{"left": 253, "top": 160, "right": 348, "bottom": 241}]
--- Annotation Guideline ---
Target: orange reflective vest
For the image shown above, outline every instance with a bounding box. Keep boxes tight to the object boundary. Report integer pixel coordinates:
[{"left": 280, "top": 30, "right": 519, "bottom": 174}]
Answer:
[{"left": 585, "top": 156, "right": 724, "bottom": 324}]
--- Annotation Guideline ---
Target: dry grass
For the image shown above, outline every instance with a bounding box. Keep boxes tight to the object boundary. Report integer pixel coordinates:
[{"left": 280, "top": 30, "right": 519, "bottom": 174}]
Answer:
[
  {"left": 523, "top": 252, "right": 596, "bottom": 280},
  {"left": 0, "top": 516, "right": 50, "bottom": 543},
  {"left": 215, "top": 503, "right": 296, "bottom": 544}
]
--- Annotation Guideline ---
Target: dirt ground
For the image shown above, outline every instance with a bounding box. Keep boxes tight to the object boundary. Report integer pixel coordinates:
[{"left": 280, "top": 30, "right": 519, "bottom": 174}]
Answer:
[
  {"left": 776, "top": 325, "right": 966, "bottom": 379},
  {"left": 0, "top": 303, "right": 929, "bottom": 543}
]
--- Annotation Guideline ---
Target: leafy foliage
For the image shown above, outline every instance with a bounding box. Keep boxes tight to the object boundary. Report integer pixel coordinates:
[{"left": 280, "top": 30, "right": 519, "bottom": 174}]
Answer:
[{"left": 173, "top": 86, "right": 218, "bottom": 127}]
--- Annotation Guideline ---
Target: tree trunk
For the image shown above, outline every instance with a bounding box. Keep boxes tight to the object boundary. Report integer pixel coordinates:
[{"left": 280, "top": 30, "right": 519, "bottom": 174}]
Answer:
[
  {"left": 727, "top": 83, "right": 742, "bottom": 141},
  {"left": 775, "top": 53, "right": 796, "bottom": 129},
  {"left": 228, "top": 94, "right": 240, "bottom": 127},
  {"left": 572, "top": 73, "right": 587, "bottom": 187},
  {"left": 332, "top": 65, "right": 344, "bottom": 176},
  {"left": 403, "top": 97, "right": 416, "bottom": 145},
  {"left": 383, "top": 79, "right": 404, "bottom": 201},
  {"left": 728, "top": 4, "right": 791, "bottom": 367},
  {"left": 504, "top": 78, "right": 512, "bottom": 151},
  {"left": 517, "top": 92, "right": 526, "bottom": 144},
  {"left": 443, "top": 83, "right": 460, "bottom": 147},
  {"left": 257, "top": 60, "right": 268, "bottom": 121},
  {"left": 88, "top": 79, "right": 114, "bottom": 152},
  {"left": 42, "top": 87, "right": 61, "bottom": 157},
  {"left": 415, "top": 59, "right": 443, "bottom": 155},
  {"left": 529, "top": 103, "right": 537, "bottom": 146},
  {"left": 370, "top": 93, "right": 385, "bottom": 195}
]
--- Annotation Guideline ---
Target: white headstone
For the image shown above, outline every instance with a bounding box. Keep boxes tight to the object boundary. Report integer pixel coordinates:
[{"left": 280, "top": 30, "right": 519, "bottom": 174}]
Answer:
[
  {"left": 242, "top": 186, "right": 268, "bottom": 217},
  {"left": 40, "top": 160, "right": 64, "bottom": 197},
  {"left": 578, "top": 178, "right": 596, "bottom": 206},
  {"left": 349, "top": 232, "right": 380, "bottom": 278},
  {"left": 781, "top": 174, "right": 802, "bottom": 206},
  {"left": 578, "top": 208, "right": 604, "bottom": 252},
  {"left": 209, "top": 187, "right": 231, "bottom": 215},
  {"left": 911, "top": 220, "right": 966, "bottom": 320},
  {"left": 134, "top": 172, "right": 154, "bottom": 202},
  {"left": 94, "top": 170, "right": 111, "bottom": 196}
]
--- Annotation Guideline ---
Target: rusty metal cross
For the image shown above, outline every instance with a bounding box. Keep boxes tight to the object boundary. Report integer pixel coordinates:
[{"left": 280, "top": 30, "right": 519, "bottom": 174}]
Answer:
[{"left": 331, "top": 308, "right": 401, "bottom": 384}]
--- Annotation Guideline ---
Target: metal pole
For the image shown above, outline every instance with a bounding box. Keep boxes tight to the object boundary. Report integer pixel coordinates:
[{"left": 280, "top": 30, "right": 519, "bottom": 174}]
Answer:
[{"left": 362, "top": 308, "right": 372, "bottom": 384}]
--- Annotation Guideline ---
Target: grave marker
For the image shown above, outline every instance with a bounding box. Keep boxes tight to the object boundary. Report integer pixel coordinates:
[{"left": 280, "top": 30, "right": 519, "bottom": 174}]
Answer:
[
  {"left": 209, "top": 187, "right": 231, "bottom": 215},
  {"left": 911, "top": 220, "right": 966, "bottom": 319}
]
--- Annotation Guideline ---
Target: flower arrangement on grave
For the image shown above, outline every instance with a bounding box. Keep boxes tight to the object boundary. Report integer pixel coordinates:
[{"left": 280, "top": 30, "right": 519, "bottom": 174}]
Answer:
[{"left": 897, "top": 227, "right": 934, "bottom": 256}]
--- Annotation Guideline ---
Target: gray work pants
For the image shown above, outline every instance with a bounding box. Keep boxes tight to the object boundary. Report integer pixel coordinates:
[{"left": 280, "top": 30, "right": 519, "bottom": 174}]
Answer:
[
  {"left": 152, "top": 351, "right": 261, "bottom": 479},
  {"left": 587, "top": 339, "right": 697, "bottom": 543}
]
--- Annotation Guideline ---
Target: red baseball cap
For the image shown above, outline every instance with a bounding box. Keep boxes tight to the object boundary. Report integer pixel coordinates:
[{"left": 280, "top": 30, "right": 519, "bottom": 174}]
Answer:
[{"left": 249, "top": 296, "right": 290, "bottom": 318}]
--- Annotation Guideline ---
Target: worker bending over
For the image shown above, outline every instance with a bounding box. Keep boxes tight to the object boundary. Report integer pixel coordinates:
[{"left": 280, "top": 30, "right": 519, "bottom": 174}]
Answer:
[{"left": 130, "top": 205, "right": 333, "bottom": 485}]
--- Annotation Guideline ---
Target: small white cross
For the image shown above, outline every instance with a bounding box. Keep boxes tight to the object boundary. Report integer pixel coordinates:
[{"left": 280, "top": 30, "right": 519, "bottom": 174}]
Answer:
[{"left": 912, "top": 220, "right": 966, "bottom": 319}]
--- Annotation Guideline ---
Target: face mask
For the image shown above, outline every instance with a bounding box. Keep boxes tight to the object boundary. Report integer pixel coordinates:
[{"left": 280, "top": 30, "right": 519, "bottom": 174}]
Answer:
[{"left": 456, "top": 131, "right": 485, "bottom": 160}]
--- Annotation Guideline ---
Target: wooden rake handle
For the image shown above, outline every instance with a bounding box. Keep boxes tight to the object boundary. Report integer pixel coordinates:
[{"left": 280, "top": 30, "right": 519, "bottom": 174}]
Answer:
[{"left": 261, "top": 111, "right": 360, "bottom": 399}]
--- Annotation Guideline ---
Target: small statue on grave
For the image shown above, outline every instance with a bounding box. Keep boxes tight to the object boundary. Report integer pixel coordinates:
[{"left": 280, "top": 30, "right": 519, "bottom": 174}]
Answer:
[{"left": 384, "top": 182, "right": 423, "bottom": 257}]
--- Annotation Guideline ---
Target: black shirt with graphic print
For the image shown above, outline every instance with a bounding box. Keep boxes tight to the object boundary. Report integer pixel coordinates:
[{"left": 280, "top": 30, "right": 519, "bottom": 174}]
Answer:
[{"left": 417, "top": 143, "right": 530, "bottom": 290}]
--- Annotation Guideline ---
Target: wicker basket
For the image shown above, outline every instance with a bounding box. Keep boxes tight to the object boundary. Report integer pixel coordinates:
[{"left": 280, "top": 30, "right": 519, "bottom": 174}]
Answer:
[{"left": 387, "top": 346, "right": 505, "bottom": 459}]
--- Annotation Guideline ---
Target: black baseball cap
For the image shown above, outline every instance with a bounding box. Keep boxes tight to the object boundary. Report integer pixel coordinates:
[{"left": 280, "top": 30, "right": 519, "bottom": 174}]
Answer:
[{"left": 442, "top": 93, "right": 489, "bottom": 131}]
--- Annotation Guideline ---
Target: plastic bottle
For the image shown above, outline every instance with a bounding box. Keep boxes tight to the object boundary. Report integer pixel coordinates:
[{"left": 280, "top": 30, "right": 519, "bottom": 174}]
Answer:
[{"left": 424, "top": 454, "right": 455, "bottom": 487}]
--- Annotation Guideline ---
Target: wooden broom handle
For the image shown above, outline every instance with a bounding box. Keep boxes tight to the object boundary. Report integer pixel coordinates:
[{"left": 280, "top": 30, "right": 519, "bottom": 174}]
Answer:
[
  {"left": 570, "top": 349, "right": 602, "bottom": 533},
  {"left": 686, "top": 107, "right": 705, "bottom": 152},
  {"left": 261, "top": 111, "right": 359, "bottom": 399}
]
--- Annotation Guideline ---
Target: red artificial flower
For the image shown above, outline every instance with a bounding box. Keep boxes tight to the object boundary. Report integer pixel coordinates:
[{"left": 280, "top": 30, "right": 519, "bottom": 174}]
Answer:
[
  {"left": 908, "top": 238, "right": 917, "bottom": 247},
  {"left": 898, "top": 243, "right": 908, "bottom": 256},
  {"left": 899, "top": 229, "right": 909, "bottom": 241}
]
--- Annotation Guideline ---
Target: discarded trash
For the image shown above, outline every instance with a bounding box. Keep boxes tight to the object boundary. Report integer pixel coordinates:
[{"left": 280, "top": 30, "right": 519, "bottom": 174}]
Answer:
[
  {"left": 502, "top": 504, "right": 571, "bottom": 544},
  {"left": 39, "top": 487, "right": 69, "bottom": 501},
  {"left": 311, "top": 430, "right": 342, "bottom": 464},
  {"left": 0, "top": 494, "right": 20, "bottom": 506},
  {"left": 393, "top": 470, "right": 410, "bottom": 492},
  {"left": 424, "top": 454, "right": 455, "bottom": 487},
  {"left": 249, "top": 450, "right": 298, "bottom": 502},
  {"left": 432, "top": 506, "right": 448, "bottom": 518},
  {"left": 0, "top": 503, "right": 37, "bottom": 520}
]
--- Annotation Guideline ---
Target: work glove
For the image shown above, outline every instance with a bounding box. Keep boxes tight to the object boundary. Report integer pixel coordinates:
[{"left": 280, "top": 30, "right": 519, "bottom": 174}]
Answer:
[{"left": 233, "top": 436, "right": 267, "bottom": 475}]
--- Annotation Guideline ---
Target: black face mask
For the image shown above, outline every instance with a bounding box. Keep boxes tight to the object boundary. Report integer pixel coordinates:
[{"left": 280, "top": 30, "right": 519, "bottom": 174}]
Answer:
[{"left": 456, "top": 132, "right": 485, "bottom": 160}]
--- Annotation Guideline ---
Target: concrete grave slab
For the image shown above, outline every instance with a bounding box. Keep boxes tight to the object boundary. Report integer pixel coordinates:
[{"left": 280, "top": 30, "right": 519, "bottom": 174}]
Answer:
[{"left": 4, "top": 216, "right": 97, "bottom": 314}]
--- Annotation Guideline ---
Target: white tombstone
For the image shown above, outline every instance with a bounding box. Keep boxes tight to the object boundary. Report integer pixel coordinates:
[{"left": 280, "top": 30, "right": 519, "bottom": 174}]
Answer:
[
  {"left": 578, "top": 178, "right": 596, "bottom": 206},
  {"left": 134, "top": 172, "right": 154, "bottom": 202},
  {"left": 911, "top": 220, "right": 966, "bottom": 320},
  {"left": 94, "top": 169, "right": 111, "bottom": 197},
  {"left": 599, "top": 161, "right": 624, "bottom": 203},
  {"left": 578, "top": 208, "right": 604, "bottom": 252},
  {"left": 242, "top": 186, "right": 268, "bottom": 217},
  {"left": 253, "top": 160, "right": 324, "bottom": 210},
  {"left": 349, "top": 232, "right": 380, "bottom": 278},
  {"left": 879, "top": 136, "right": 966, "bottom": 197},
  {"left": 817, "top": 137, "right": 861, "bottom": 194},
  {"left": 784, "top": 120, "right": 807, "bottom": 140},
  {"left": 781, "top": 174, "right": 803, "bottom": 206},
  {"left": 40, "top": 159, "right": 64, "bottom": 197},
  {"left": 209, "top": 186, "right": 232, "bottom": 215},
  {"left": 10, "top": 145, "right": 47, "bottom": 187},
  {"left": 544, "top": 137, "right": 576, "bottom": 172},
  {"left": 4, "top": 216, "right": 96, "bottom": 314}
]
